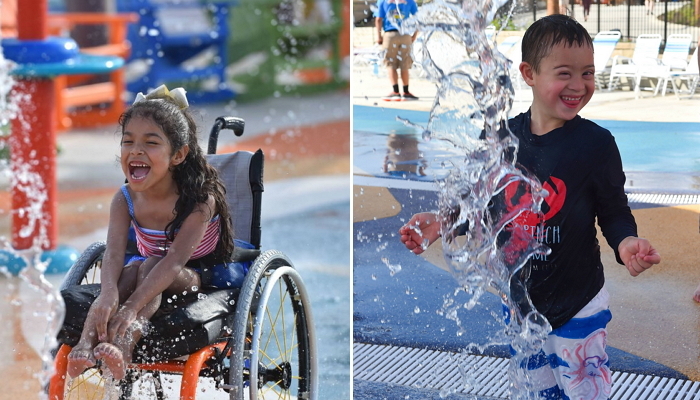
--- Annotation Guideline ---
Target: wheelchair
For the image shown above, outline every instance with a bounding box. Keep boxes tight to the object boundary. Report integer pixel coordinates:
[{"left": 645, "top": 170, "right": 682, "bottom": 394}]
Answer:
[{"left": 47, "top": 117, "right": 318, "bottom": 400}]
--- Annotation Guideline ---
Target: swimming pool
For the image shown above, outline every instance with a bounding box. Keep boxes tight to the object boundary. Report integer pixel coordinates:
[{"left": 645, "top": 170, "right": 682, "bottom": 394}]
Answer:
[{"left": 354, "top": 105, "right": 700, "bottom": 192}]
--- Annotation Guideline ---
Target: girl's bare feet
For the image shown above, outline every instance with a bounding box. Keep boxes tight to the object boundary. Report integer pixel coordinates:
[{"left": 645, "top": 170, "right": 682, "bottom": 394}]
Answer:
[
  {"left": 693, "top": 284, "right": 700, "bottom": 303},
  {"left": 94, "top": 343, "right": 127, "bottom": 380},
  {"left": 67, "top": 347, "right": 96, "bottom": 378}
]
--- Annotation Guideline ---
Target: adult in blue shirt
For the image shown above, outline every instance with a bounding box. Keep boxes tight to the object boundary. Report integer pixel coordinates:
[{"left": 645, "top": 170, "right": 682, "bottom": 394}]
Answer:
[{"left": 375, "top": 0, "right": 419, "bottom": 101}]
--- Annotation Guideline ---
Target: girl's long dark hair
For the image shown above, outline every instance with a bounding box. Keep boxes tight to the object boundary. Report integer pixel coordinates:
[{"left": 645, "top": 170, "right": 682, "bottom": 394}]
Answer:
[{"left": 119, "top": 97, "right": 234, "bottom": 262}]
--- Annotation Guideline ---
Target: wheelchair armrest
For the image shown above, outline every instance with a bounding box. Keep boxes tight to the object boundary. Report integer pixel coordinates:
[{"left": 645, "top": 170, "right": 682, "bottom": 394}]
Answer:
[{"left": 232, "top": 247, "right": 261, "bottom": 263}]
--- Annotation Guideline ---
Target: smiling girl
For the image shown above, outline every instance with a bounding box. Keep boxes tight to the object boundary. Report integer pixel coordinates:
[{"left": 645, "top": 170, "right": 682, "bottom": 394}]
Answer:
[{"left": 66, "top": 85, "right": 234, "bottom": 380}]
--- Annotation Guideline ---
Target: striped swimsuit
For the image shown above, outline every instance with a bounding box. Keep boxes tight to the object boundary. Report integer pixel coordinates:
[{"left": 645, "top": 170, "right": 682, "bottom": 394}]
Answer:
[{"left": 121, "top": 185, "right": 220, "bottom": 260}]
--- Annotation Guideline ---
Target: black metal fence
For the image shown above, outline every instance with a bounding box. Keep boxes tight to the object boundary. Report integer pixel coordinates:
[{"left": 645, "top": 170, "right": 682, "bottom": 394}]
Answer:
[
  {"left": 354, "top": 0, "right": 700, "bottom": 47},
  {"left": 512, "top": 0, "right": 700, "bottom": 46}
]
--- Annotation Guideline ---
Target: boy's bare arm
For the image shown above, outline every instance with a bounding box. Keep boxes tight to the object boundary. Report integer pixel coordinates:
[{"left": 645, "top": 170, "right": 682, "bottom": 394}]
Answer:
[{"left": 376, "top": 17, "right": 383, "bottom": 44}]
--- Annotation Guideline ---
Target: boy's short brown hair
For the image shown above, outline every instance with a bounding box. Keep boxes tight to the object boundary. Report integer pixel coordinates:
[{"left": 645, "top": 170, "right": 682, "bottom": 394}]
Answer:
[{"left": 521, "top": 14, "right": 593, "bottom": 73}]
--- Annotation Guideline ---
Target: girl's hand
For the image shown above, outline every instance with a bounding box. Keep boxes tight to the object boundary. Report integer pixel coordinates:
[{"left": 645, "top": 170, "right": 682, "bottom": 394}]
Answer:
[
  {"left": 618, "top": 236, "right": 661, "bottom": 277},
  {"left": 399, "top": 212, "right": 442, "bottom": 255},
  {"left": 107, "top": 305, "right": 139, "bottom": 342},
  {"left": 93, "top": 292, "right": 119, "bottom": 342}
]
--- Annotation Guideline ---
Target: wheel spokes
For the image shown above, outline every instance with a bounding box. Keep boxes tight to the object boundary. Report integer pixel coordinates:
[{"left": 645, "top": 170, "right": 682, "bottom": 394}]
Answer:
[{"left": 257, "top": 279, "right": 301, "bottom": 397}]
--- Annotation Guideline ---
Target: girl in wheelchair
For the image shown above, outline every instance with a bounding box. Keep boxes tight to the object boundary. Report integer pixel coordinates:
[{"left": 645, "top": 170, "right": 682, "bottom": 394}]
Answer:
[{"left": 66, "top": 85, "right": 236, "bottom": 381}]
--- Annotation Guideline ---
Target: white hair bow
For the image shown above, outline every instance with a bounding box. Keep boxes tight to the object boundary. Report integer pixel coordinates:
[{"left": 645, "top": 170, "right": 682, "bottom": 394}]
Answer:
[{"left": 133, "top": 85, "right": 189, "bottom": 109}]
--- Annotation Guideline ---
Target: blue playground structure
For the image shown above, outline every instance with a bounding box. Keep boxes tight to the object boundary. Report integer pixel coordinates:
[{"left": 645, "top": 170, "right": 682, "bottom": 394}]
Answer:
[
  {"left": 48, "top": 0, "right": 237, "bottom": 103},
  {"left": 116, "top": 0, "right": 236, "bottom": 103}
]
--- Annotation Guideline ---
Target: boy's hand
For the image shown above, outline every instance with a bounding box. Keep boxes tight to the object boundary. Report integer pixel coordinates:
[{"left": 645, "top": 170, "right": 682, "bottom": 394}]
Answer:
[
  {"left": 399, "top": 212, "right": 441, "bottom": 255},
  {"left": 618, "top": 236, "right": 661, "bottom": 277}
]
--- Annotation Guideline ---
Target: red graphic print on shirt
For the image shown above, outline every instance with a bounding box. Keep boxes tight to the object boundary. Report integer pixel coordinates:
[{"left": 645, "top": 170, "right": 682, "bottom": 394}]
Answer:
[{"left": 502, "top": 176, "right": 566, "bottom": 264}]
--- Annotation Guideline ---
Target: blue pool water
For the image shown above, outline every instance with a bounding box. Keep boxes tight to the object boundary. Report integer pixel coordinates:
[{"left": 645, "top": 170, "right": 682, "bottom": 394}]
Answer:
[{"left": 354, "top": 105, "right": 700, "bottom": 179}]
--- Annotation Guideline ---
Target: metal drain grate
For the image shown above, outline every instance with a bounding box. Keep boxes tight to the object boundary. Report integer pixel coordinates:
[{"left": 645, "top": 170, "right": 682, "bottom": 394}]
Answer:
[
  {"left": 626, "top": 193, "right": 700, "bottom": 205},
  {"left": 354, "top": 343, "right": 700, "bottom": 399}
]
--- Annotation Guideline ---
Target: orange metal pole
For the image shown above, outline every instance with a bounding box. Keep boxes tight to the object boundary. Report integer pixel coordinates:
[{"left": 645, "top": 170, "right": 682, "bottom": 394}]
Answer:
[
  {"left": 17, "top": 0, "right": 47, "bottom": 40},
  {"left": 10, "top": 0, "right": 58, "bottom": 250}
]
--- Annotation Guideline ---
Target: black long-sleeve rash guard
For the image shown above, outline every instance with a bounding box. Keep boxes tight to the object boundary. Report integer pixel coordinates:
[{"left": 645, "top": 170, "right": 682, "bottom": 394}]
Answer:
[{"left": 501, "top": 111, "right": 638, "bottom": 329}]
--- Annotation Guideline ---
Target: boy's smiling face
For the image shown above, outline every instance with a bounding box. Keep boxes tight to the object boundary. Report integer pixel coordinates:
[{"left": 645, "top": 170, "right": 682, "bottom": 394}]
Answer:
[{"left": 520, "top": 42, "right": 595, "bottom": 135}]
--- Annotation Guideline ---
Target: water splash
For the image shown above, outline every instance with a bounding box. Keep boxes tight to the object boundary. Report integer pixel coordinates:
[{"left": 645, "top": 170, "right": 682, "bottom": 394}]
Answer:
[
  {"left": 402, "top": 0, "right": 552, "bottom": 397},
  {"left": 1, "top": 42, "right": 66, "bottom": 399}
]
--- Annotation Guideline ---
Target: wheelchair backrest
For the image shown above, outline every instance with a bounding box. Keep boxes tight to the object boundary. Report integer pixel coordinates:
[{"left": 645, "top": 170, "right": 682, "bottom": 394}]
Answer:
[{"left": 206, "top": 150, "right": 264, "bottom": 249}]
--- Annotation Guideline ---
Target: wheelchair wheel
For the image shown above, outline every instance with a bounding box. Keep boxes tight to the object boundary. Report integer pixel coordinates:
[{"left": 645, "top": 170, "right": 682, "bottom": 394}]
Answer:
[
  {"left": 229, "top": 250, "right": 318, "bottom": 400},
  {"left": 59, "top": 241, "right": 106, "bottom": 290},
  {"left": 62, "top": 368, "right": 109, "bottom": 400}
]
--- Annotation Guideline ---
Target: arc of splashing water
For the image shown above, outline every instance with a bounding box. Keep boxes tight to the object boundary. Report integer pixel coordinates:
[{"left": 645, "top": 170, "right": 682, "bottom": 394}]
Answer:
[{"left": 399, "top": 0, "right": 557, "bottom": 398}]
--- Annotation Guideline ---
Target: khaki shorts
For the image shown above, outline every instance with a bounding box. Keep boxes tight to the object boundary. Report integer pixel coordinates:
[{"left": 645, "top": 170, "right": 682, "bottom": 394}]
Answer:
[{"left": 382, "top": 31, "right": 413, "bottom": 70}]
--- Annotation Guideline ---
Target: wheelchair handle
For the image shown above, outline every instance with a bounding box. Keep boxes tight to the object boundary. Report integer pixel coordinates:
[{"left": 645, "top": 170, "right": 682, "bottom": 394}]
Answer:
[{"left": 207, "top": 116, "right": 245, "bottom": 154}]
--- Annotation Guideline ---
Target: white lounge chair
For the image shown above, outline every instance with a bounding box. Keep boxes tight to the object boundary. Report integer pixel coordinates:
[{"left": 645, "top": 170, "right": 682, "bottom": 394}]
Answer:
[
  {"left": 659, "top": 34, "right": 693, "bottom": 70},
  {"left": 592, "top": 30, "right": 621, "bottom": 89},
  {"left": 608, "top": 34, "right": 662, "bottom": 92},
  {"left": 634, "top": 33, "right": 692, "bottom": 97},
  {"left": 485, "top": 25, "right": 497, "bottom": 45},
  {"left": 658, "top": 46, "right": 699, "bottom": 99},
  {"left": 353, "top": 46, "right": 383, "bottom": 76}
]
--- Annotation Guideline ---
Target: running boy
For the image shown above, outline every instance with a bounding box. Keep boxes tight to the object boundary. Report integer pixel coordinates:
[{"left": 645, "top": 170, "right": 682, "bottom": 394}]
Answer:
[{"left": 399, "top": 15, "right": 660, "bottom": 399}]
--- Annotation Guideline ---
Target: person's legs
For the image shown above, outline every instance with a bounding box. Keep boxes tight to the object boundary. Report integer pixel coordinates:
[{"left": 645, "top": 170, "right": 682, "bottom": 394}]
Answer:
[
  {"left": 400, "top": 67, "right": 410, "bottom": 89},
  {"left": 544, "top": 287, "right": 613, "bottom": 400},
  {"left": 397, "top": 35, "right": 418, "bottom": 100},
  {"left": 522, "top": 348, "right": 563, "bottom": 398},
  {"left": 388, "top": 67, "right": 399, "bottom": 87},
  {"left": 382, "top": 66, "right": 401, "bottom": 100},
  {"left": 94, "top": 257, "right": 201, "bottom": 380},
  {"left": 382, "top": 31, "right": 403, "bottom": 100},
  {"left": 67, "top": 262, "right": 140, "bottom": 378}
]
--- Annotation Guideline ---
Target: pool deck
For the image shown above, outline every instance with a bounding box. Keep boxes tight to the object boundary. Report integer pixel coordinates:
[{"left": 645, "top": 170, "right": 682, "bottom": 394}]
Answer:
[{"left": 352, "top": 37, "right": 700, "bottom": 398}]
